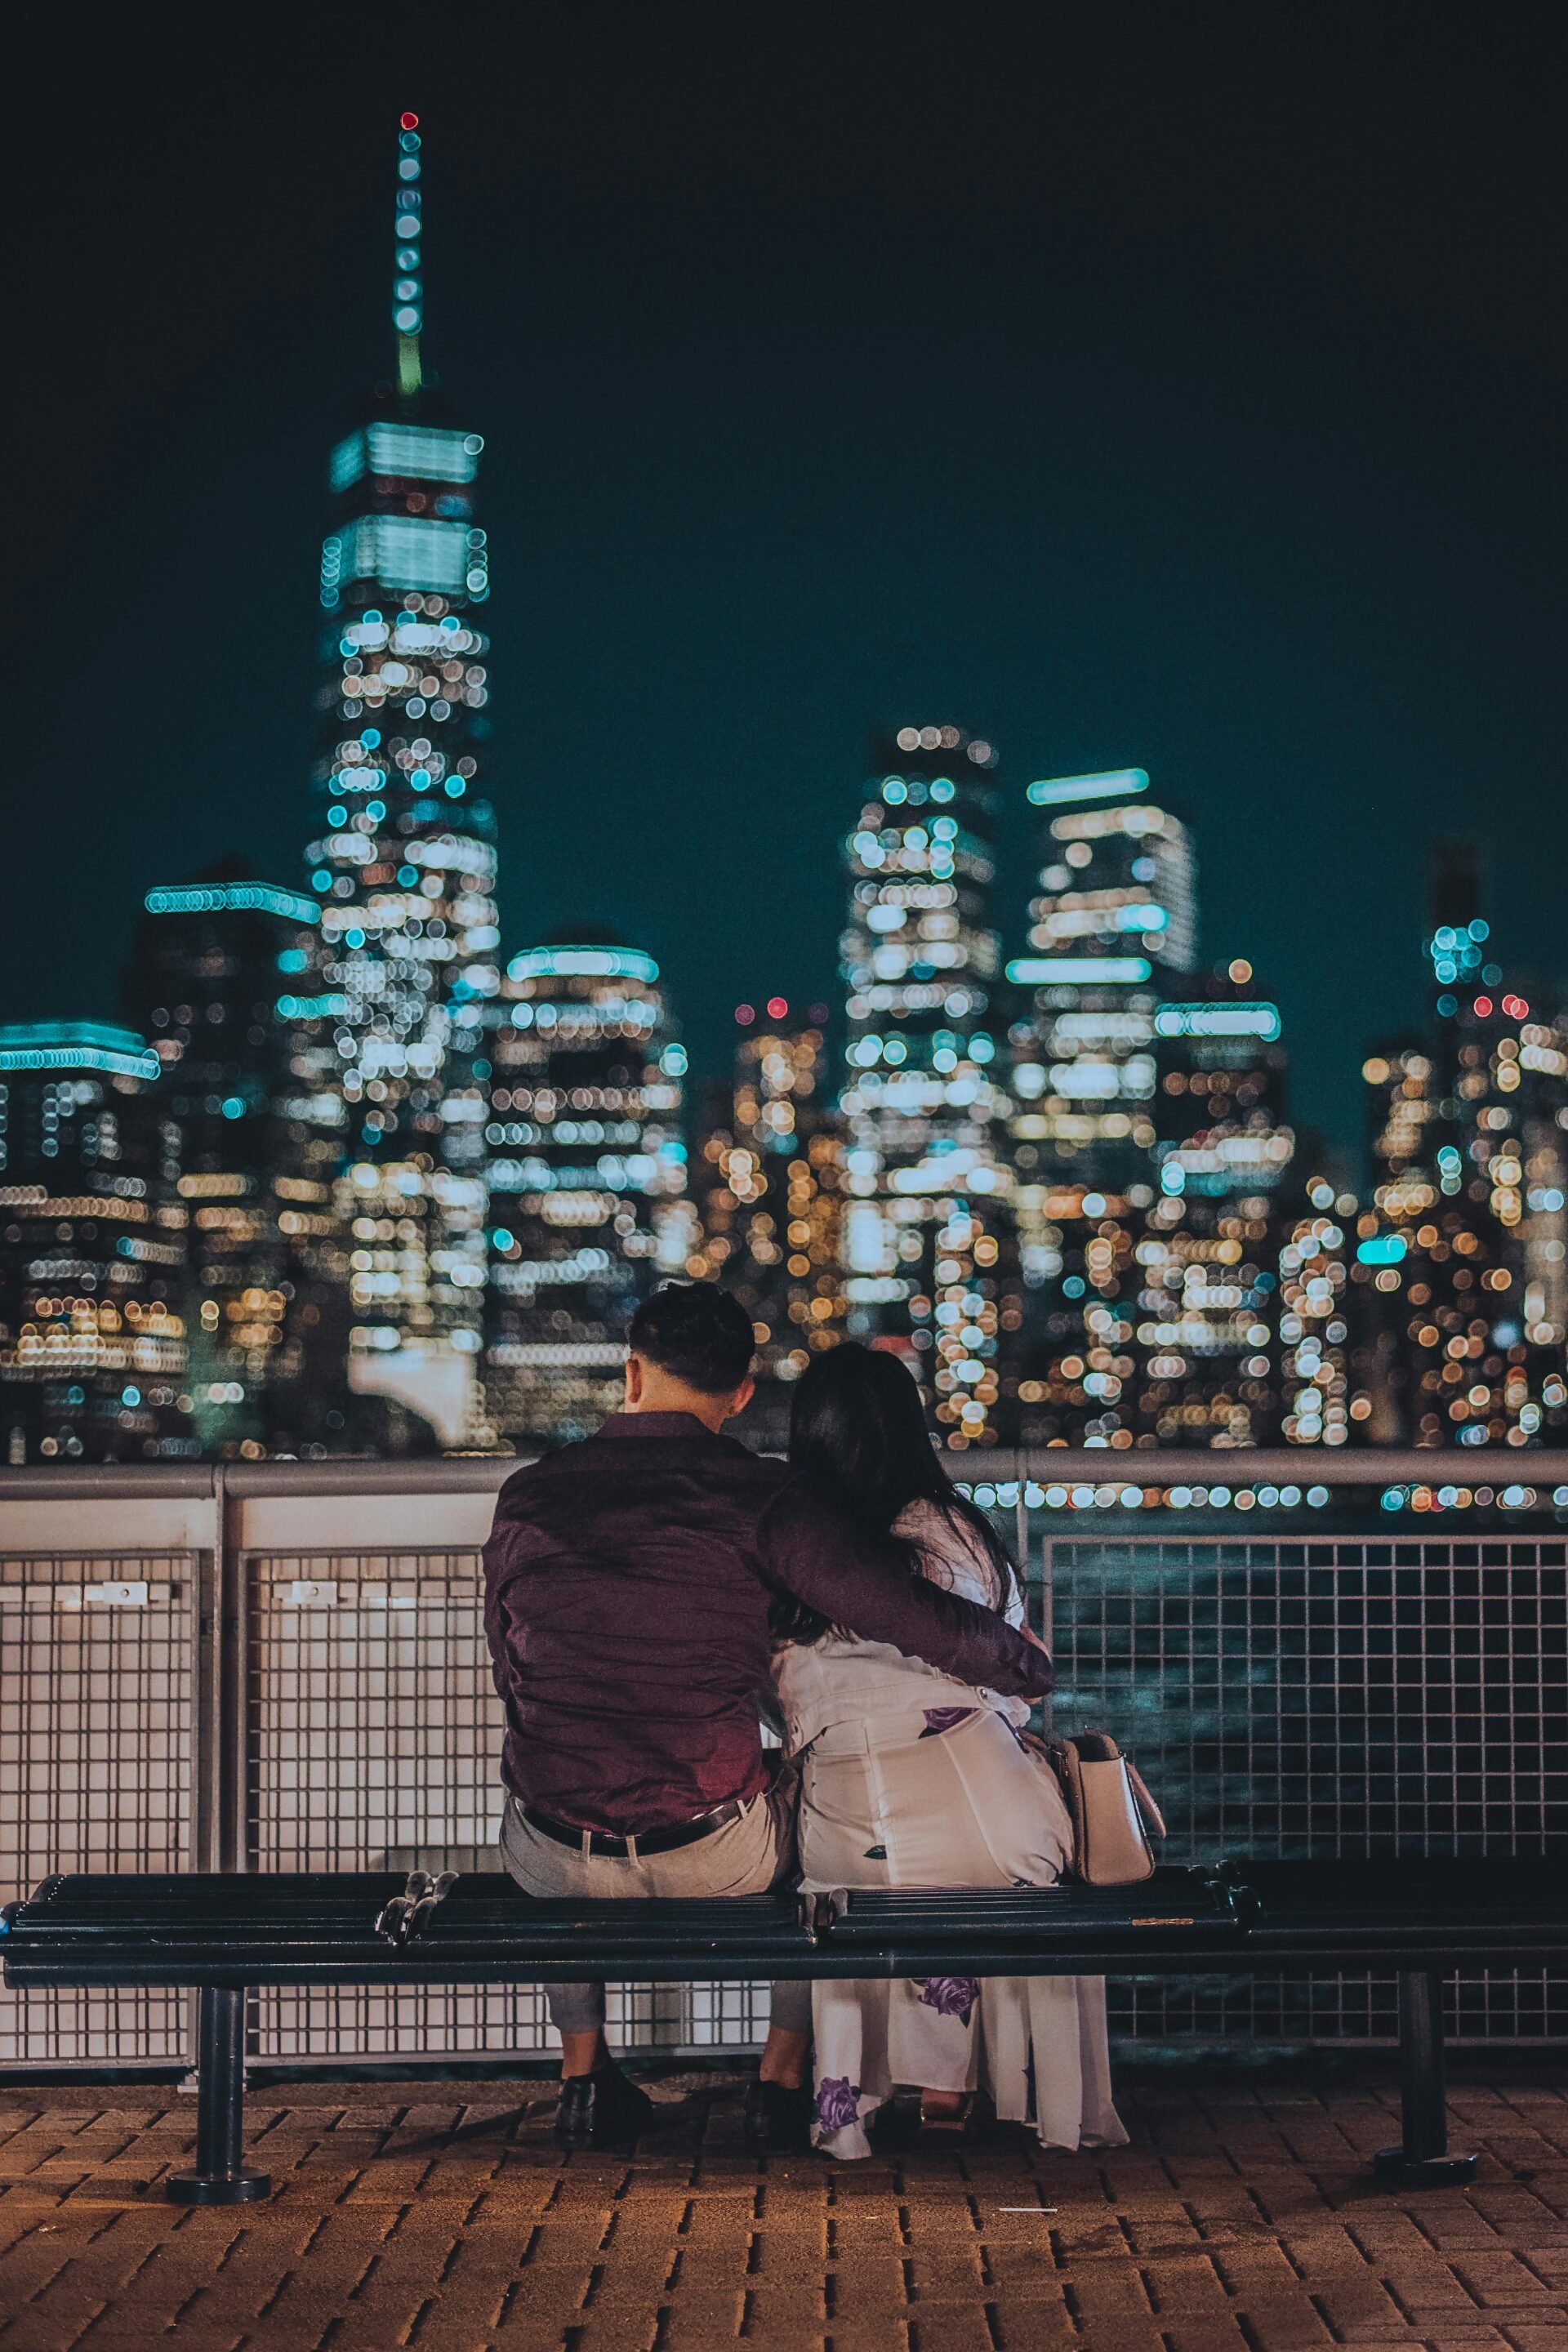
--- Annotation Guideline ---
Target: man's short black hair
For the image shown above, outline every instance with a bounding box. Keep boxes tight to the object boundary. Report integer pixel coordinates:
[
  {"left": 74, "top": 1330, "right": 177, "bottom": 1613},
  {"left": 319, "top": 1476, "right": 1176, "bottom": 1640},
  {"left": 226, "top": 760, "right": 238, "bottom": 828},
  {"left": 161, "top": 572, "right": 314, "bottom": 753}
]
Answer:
[{"left": 628, "top": 1281, "right": 755, "bottom": 1395}]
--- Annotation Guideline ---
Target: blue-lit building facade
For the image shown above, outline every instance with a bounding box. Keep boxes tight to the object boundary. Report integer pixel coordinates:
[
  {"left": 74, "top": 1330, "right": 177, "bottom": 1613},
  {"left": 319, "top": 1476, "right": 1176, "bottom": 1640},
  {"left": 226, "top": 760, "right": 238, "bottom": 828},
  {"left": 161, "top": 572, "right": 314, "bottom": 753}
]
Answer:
[
  {"left": 839, "top": 725, "right": 1019, "bottom": 1450},
  {"left": 121, "top": 867, "right": 363, "bottom": 1458},
  {"left": 1276, "top": 1185, "right": 1359, "bottom": 1448},
  {"left": 0, "top": 1025, "right": 192, "bottom": 1463},
  {"left": 305, "top": 115, "right": 498, "bottom": 1448},
  {"left": 483, "top": 944, "right": 691, "bottom": 1445},
  {"left": 1004, "top": 768, "right": 1303, "bottom": 1450},
  {"left": 1143, "top": 989, "right": 1294, "bottom": 1446},
  {"left": 1355, "top": 852, "right": 1568, "bottom": 1450},
  {"left": 1007, "top": 768, "right": 1194, "bottom": 1447}
]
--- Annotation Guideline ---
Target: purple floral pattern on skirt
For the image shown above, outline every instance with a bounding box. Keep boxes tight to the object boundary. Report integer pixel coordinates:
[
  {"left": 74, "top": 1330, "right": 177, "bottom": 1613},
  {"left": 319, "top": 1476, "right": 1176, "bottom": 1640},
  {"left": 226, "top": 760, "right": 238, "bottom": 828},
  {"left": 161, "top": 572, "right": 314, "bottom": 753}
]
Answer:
[
  {"left": 918, "top": 1976, "right": 980, "bottom": 2025},
  {"left": 815, "top": 2074, "right": 862, "bottom": 2134},
  {"left": 920, "top": 1706, "right": 978, "bottom": 1737}
]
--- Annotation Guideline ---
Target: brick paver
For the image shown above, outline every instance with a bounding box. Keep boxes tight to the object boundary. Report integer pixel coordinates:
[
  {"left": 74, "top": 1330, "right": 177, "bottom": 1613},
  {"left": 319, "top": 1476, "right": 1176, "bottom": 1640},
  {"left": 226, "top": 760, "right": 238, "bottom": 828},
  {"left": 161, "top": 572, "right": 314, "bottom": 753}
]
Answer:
[{"left": 0, "top": 2060, "right": 1565, "bottom": 2351}]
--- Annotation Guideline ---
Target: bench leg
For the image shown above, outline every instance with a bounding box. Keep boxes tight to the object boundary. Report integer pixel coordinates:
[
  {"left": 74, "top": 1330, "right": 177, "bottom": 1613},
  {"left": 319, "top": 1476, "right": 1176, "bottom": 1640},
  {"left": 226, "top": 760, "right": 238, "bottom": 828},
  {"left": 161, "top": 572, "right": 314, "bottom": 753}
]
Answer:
[
  {"left": 168, "top": 1987, "right": 270, "bottom": 2205},
  {"left": 1373, "top": 1968, "right": 1477, "bottom": 2189}
]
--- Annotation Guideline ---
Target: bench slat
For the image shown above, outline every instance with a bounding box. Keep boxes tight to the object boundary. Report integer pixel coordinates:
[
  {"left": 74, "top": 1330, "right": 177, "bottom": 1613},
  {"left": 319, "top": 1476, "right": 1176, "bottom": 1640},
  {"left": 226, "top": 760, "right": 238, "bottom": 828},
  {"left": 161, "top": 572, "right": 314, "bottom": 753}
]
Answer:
[{"left": 4, "top": 1860, "right": 1566, "bottom": 1989}]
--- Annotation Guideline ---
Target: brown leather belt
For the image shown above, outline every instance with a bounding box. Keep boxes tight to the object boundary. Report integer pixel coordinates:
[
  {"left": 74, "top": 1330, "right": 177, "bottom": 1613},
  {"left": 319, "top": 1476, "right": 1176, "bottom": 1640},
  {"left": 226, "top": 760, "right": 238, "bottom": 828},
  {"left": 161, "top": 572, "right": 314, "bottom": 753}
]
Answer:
[{"left": 519, "top": 1795, "right": 746, "bottom": 1859}]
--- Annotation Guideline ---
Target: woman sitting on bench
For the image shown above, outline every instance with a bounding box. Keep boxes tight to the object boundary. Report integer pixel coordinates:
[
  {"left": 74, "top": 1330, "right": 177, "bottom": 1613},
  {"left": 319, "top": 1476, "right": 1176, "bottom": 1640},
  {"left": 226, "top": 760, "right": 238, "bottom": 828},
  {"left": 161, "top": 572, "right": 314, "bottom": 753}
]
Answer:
[{"left": 772, "top": 1345, "right": 1127, "bottom": 2160}]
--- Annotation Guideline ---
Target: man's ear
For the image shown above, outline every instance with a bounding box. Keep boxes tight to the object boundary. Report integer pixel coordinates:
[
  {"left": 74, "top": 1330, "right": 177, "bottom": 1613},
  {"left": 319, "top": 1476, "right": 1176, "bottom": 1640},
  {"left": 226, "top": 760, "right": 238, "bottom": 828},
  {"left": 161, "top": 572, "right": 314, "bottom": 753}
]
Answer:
[
  {"left": 624, "top": 1353, "right": 644, "bottom": 1406},
  {"left": 722, "top": 1374, "right": 755, "bottom": 1423}
]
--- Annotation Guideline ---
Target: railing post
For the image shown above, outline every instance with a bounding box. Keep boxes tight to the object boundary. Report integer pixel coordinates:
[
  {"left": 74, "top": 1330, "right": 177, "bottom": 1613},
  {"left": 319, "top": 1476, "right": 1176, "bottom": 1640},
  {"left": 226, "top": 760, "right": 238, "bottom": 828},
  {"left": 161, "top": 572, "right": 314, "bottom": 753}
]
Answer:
[
  {"left": 216, "top": 1464, "right": 249, "bottom": 1876},
  {"left": 194, "top": 1467, "right": 224, "bottom": 1875},
  {"left": 1036, "top": 1530, "right": 1054, "bottom": 1735},
  {"left": 216, "top": 1468, "right": 262, "bottom": 2108},
  {"left": 167, "top": 1985, "right": 270, "bottom": 2203},
  {"left": 1373, "top": 1969, "right": 1477, "bottom": 2188}
]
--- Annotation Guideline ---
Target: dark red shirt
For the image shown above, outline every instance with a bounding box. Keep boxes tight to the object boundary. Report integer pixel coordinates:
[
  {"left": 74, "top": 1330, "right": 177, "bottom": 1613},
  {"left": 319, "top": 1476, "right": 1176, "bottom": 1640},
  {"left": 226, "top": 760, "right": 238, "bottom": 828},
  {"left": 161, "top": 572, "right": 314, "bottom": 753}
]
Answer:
[{"left": 483, "top": 1410, "right": 1053, "bottom": 1837}]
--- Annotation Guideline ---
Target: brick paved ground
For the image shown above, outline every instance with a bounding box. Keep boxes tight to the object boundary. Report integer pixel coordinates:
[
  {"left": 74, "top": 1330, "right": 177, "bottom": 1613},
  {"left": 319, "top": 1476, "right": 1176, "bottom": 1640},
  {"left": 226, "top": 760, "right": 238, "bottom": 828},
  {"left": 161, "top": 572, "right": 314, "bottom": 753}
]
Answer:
[{"left": 2, "top": 2060, "right": 1566, "bottom": 2352}]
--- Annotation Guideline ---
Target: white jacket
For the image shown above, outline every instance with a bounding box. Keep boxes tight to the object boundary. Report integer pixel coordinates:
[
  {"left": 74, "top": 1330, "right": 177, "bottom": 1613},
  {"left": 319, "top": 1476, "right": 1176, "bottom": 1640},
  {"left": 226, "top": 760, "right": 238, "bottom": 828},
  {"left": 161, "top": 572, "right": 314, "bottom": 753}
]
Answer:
[{"left": 772, "top": 1496, "right": 1031, "bottom": 1751}]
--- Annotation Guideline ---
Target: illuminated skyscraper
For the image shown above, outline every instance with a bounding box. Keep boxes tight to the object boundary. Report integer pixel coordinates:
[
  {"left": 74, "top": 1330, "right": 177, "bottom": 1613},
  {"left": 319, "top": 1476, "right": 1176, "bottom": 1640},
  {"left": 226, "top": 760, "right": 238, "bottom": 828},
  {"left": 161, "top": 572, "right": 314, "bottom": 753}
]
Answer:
[
  {"left": 1277, "top": 1182, "right": 1357, "bottom": 1447},
  {"left": 1007, "top": 768, "right": 1192, "bottom": 1447},
  {"left": 0, "top": 1025, "right": 192, "bottom": 1463},
  {"left": 689, "top": 999, "right": 846, "bottom": 1446},
  {"left": 123, "top": 867, "right": 318, "bottom": 1454},
  {"left": 121, "top": 865, "right": 366, "bottom": 1457},
  {"left": 483, "top": 941, "right": 690, "bottom": 1446},
  {"left": 1138, "top": 987, "right": 1294, "bottom": 1447},
  {"left": 840, "top": 724, "right": 1018, "bottom": 1450},
  {"left": 1355, "top": 853, "right": 1568, "bottom": 1448},
  {"left": 306, "top": 113, "right": 498, "bottom": 1448}
]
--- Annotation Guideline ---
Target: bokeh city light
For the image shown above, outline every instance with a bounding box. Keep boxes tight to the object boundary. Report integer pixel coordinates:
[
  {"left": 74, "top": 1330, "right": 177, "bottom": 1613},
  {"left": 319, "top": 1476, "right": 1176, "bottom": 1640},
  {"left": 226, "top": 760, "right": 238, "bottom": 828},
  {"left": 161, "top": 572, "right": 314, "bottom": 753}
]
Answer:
[{"left": 1, "top": 114, "right": 1564, "bottom": 1473}]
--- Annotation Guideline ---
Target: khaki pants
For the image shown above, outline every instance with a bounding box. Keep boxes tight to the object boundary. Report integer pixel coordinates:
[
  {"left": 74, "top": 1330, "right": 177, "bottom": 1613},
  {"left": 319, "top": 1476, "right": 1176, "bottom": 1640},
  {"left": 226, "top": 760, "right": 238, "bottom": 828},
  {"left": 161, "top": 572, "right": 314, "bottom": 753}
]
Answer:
[{"left": 498, "top": 1776, "right": 812, "bottom": 2038}]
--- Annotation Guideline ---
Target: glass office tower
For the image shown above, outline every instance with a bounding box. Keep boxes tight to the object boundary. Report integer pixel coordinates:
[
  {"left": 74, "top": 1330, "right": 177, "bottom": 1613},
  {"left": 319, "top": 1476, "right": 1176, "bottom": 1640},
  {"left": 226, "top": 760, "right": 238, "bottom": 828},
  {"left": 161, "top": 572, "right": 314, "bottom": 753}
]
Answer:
[
  {"left": 1357, "top": 857, "right": 1568, "bottom": 1447},
  {"left": 1140, "top": 991, "right": 1294, "bottom": 1446},
  {"left": 1277, "top": 1179, "right": 1358, "bottom": 1448},
  {"left": 122, "top": 866, "right": 336, "bottom": 1456},
  {"left": 840, "top": 724, "right": 1018, "bottom": 1450},
  {"left": 305, "top": 114, "right": 497, "bottom": 1449},
  {"left": 0, "top": 1026, "right": 192, "bottom": 1463},
  {"left": 483, "top": 942, "right": 689, "bottom": 1445},
  {"left": 1008, "top": 768, "right": 1192, "bottom": 1448}
]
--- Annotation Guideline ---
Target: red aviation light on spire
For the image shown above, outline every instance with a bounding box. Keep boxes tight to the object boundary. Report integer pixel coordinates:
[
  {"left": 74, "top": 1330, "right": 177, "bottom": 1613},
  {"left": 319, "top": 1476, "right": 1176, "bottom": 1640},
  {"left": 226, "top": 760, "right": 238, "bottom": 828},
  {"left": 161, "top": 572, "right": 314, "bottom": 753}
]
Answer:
[{"left": 400, "top": 112, "right": 420, "bottom": 130}]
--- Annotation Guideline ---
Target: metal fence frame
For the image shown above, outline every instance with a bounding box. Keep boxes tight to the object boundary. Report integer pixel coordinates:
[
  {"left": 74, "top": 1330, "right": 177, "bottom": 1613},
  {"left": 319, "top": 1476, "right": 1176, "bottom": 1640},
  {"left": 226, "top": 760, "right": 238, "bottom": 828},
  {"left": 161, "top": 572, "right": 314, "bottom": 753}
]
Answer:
[{"left": 1, "top": 1454, "right": 1564, "bottom": 2070}]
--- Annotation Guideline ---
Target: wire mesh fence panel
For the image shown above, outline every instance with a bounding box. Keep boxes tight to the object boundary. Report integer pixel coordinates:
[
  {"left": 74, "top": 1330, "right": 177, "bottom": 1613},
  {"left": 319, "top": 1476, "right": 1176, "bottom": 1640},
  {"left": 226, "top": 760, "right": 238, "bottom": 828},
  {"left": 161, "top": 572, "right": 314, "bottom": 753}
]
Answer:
[
  {"left": 0, "top": 1552, "right": 195, "bottom": 2068},
  {"left": 246, "top": 1551, "right": 771, "bottom": 2060},
  {"left": 1038, "top": 1530, "right": 1568, "bottom": 2047},
  {"left": 11, "top": 1514, "right": 1559, "bottom": 2075}
]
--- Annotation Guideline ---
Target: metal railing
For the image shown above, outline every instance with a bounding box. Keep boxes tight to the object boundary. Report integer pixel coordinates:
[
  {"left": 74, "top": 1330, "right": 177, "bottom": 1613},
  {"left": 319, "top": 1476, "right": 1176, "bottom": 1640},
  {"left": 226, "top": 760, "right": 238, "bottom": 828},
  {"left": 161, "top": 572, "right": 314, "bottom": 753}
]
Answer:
[{"left": 1, "top": 1454, "right": 1564, "bottom": 2069}]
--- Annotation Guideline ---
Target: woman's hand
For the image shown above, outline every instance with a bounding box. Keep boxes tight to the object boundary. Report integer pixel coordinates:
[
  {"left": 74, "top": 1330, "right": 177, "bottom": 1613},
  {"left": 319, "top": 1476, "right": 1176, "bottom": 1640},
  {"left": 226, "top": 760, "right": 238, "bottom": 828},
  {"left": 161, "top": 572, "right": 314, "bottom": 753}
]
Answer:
[{"left": 1022, "top": 1624, "right": 1053, "bottom": 1659}]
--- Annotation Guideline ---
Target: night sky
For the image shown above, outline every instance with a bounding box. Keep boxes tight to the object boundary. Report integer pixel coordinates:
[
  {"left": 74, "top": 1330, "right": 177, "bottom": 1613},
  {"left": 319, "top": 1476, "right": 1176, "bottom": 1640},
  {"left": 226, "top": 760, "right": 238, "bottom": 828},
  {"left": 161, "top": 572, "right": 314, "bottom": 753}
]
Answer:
[{"left": 11, "top": 5, "right": 1564, "bottom": 1174}]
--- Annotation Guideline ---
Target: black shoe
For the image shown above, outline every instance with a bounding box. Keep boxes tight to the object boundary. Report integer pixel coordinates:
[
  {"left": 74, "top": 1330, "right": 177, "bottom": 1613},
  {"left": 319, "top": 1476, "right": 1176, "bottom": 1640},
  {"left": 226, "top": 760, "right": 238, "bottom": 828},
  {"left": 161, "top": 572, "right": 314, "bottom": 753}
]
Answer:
[
  {"left": 744, "top": 2077, "right": 813, "bottom": 2155},
  {"left": 555, "top": 2064, "right": 656, "bottom": 2149},
  {"left": 870, "top": 2091, "right": 921, "bottom": 2151}
]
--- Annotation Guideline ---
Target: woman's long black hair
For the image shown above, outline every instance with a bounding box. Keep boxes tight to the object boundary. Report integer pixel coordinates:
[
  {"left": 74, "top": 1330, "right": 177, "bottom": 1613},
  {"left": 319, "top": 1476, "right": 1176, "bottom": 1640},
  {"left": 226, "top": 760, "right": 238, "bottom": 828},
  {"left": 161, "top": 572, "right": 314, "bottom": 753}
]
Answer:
[{"left": 773, "top": 1342, "right": 1019, "bottom": 1642}]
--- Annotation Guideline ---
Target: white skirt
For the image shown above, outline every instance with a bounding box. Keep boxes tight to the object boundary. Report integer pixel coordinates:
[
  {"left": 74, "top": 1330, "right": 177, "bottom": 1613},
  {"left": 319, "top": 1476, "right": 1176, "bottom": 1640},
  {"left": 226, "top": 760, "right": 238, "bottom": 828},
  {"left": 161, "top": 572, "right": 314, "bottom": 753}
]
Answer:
[{"left": 796, "top": 1705, "right": 1129, "bottom": 2161}]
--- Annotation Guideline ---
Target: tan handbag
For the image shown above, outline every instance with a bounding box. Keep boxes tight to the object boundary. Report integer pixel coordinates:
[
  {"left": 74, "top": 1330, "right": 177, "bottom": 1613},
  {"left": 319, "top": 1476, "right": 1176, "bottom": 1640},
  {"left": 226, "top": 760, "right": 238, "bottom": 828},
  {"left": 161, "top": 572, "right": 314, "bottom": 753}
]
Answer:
[{"left": 1040, "top": 1729, "right": 1167, "bottom": 1886}]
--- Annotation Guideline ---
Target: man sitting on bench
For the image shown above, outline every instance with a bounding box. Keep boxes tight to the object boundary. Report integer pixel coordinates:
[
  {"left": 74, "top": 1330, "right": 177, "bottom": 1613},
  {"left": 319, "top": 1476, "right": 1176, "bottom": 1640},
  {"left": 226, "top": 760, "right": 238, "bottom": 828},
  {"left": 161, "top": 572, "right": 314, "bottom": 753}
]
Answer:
[{"left": 483, "top": 1279, "right": 1054, "bottom": 2149}]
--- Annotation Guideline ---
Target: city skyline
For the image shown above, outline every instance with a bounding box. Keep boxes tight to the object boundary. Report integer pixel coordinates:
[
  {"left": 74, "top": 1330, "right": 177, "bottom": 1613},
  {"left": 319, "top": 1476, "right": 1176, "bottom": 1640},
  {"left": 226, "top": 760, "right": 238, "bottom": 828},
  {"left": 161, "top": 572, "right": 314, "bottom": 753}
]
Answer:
[
  {"left": 9, "top": 22, "right": 1565, "bottom": 1164},
  {"left": 8, "top": 50, "right": 1568, "bottom": 2345},
  {"left": 13, "top": 707, "right": 1555, "bottom": 1463},
  {"left": 2, "top": 79, "right": 1565, "bottom": 1465}
]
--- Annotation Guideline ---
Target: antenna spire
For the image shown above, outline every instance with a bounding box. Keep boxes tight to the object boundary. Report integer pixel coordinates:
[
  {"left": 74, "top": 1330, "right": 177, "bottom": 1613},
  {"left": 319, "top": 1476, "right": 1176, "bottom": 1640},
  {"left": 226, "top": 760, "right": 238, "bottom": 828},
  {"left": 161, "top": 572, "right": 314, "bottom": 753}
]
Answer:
[{"left": 393, "top": 112, "right": 424, "bottom": 401}]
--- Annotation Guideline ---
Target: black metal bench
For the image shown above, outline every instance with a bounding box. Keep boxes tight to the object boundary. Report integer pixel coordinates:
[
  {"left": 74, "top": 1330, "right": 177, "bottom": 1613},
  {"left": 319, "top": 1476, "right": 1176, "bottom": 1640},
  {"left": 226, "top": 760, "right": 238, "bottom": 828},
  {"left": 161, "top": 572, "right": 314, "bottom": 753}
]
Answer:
[{"left": 5, "top": 1856, "right": 1561, "bottom": 2204}]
